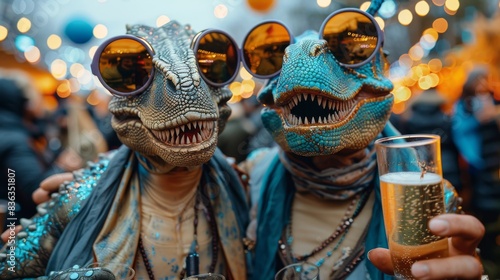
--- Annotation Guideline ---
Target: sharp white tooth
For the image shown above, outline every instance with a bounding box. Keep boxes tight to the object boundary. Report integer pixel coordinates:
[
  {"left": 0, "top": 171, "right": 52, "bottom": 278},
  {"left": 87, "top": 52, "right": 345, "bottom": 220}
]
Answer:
[
  {"left": 303, "top": 93, "right": 308, "bottom": 102},
  {"left": 186, "top": 136, "right": 191, "bottom": 145},
  {"left": 322, "top": 116, "right": 327, "bottom": 123},
  {"left": 305, "top": 117, "right": 309, "bottom": 125},
  {"left": 328, "top": 100, "right": 333, "bottom": 110},
  {"left": 175, "top": 127, "right": 180, "bottom": 135},
  {"left": 329, "top": 114, "right": 333, "bottom": 122},
  {"left": 196, "top": 133, "right": 201, "bottom": 143},
  {"left": 170, "top": 129, "right": 175, "bottom": 139},
  {"left": 311, "top": 117, "right": 316, "bottom": 124},
  {"left": 176, "top": 135, "right": 180, "bottom": 145},
  {"left": 317, "top": 96, "right": 322, "bottom": 106},
  {"left": 311, "top": 94, "right": 315, "bottom": 102}
]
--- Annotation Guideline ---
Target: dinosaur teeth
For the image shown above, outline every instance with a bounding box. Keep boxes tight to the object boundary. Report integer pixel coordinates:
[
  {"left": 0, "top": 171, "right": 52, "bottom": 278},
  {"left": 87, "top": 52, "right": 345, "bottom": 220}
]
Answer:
[
  {"left": 284, "top": 93, "right": 358, "bottom": 126},
  {"left": 152, "top": 120, "right": 215, "bottom": 146}
]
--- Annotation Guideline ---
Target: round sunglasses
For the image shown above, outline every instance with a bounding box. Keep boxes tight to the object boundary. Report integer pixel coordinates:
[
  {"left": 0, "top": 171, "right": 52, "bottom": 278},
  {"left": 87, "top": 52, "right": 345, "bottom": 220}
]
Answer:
[
  {"left": 243, "top": 8, "right": 383, "bottom": 79},
  {"left": 91, "top": 8, "right": 382, "bottom": 96}
]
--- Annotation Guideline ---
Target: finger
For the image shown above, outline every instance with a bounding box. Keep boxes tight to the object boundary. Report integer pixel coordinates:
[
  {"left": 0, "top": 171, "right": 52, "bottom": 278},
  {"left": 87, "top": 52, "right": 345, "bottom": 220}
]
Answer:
[
  {"left": 39, "top": 173, "right": 74, "bottom": 192},
  {"left": 1, "top": 225, "right": 22, "bottom": 243},
  {"left": 412, "top": 255, "right": 482, "bottom": 280},
  {"left": 367, "top": 248, "right": 394, "bottom": 275},
  {"left": 428, "top": 214, "right": 485, "bottom": 254},
  {"left": 32, "top": 188, "right": 51, "bottom": 205}
]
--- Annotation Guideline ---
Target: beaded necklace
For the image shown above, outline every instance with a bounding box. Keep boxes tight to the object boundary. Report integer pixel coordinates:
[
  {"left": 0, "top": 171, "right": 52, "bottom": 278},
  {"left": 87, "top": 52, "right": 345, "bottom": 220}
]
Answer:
[
  {"left": 278, "top": 189, "right": 370, "bottom": 272},
  {"left": 138, "top": 190, "right": 220, "bottom": 280}
]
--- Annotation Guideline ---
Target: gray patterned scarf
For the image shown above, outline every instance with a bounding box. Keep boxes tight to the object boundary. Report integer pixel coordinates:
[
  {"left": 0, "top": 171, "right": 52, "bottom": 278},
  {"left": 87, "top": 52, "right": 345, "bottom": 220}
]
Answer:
[{"left": 279, "top": 144, "right": 377, "bottom": 200}]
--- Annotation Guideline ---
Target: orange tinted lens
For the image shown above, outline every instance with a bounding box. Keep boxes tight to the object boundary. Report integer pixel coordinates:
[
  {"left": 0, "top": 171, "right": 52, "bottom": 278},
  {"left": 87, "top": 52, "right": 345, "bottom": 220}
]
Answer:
[
  {"left": 196, "top": 32, "right": 238, "bottom": 85},
  {"left": 322, "top": 11, "right": 378, "bottom": 65},
  {"left": 98, "top": 38, "right": 153, "bottom": 93},
  {"left": 243, "top": 22, "right": 290, "bottom": 76}
]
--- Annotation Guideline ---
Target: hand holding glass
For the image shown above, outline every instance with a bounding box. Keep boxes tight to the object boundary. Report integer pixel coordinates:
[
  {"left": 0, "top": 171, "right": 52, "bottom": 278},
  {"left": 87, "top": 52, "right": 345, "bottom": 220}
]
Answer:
[{"left": 375, "top": 134, "right": 449, "bottom": 280}]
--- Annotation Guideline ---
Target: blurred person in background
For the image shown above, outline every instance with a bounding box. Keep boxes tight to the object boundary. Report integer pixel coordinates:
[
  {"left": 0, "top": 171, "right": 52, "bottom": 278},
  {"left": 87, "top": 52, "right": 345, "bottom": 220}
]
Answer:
[
  {"left": 390, "top": 89, "right": 463, "bottom": 192},
  {"left": 452, "top": 66, "right": 500, "bottom": 277},
  {"left": 218, "top": 96, "right": 274, "bottom": 163},
  {"left": 0, "top": 69, "right": 85, "bottom": 226}
]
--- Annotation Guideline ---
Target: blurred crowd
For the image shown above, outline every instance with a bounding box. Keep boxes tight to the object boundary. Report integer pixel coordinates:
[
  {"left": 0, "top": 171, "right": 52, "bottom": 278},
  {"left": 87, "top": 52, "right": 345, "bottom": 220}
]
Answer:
[{"left": 0, "top": 68, "right": 121, "bottom": 226}]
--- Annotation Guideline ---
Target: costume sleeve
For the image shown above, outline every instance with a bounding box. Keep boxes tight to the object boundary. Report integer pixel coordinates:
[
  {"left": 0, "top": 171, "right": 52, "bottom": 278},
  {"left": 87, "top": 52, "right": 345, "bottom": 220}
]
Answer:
[{"left": 0, "top": 156, "right": 110, "bottom": 279}]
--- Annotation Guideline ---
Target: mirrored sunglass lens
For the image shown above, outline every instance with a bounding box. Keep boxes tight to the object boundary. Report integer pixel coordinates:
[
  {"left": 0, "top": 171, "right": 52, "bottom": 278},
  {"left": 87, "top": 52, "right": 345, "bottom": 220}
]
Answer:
[
  {"left": 196, "top": 32, "right": 238, "bottom": 85},
  {"left": 322, "top": 11, "right": 379, "bottom": 65},
  {"left": 243, "top": 22, "right": 290, "bottom": 76},
  {"left": 98, "top": 38, "right": 153, "bottom": 93}
]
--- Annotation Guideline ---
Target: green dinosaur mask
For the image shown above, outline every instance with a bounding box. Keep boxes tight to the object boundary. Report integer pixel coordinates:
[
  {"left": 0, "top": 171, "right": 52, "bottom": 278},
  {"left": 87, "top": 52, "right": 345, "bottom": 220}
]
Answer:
[{"left": 94, "top": 22, "right": 233, "bottom": 172}]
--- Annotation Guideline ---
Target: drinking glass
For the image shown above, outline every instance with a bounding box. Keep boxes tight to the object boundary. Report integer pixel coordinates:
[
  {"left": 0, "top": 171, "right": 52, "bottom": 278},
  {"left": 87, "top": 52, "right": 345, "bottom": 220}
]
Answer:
[
  {"left": 183, "top": 273, "right": 226, "bottom": 280},
  {"left": 85, "top": 262, "right": 135, "bottom": 280},
  {"left": 274, "top": 262, "right": 320, "bottom": 280},
  {"left": 374, "top": 134, "right": 449, "bottom": 280}
]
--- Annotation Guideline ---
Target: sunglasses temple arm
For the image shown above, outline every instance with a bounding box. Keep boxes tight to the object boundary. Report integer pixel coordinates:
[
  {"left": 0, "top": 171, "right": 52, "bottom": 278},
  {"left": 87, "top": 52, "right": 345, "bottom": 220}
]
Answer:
[{"left": 366, "top": 0, "right": 384, "bottom": 16}]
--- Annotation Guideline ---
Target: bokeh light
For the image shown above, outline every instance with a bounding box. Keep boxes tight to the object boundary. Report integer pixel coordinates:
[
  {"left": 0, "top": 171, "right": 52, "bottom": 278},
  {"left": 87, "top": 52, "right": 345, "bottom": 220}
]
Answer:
[
  {"left": 415, "top": 1, "right": 430, "bottom": 16},
  {"left": 214, "top": 4, "right": 228, "bottom": 18},
  {"left": 375, "top": 17, "right": 385, "bottom": 30},
  {"left": 156, "top": 15, "right": 170, "bottom": 27},
  {"left": 93, "top": 24, "right": 108, "bottom": 39},
  {"left": 56, "top": 81, "right": 71, "bottom": 98},
  {"left": 239, "top": 67, "right": 253, "bottom": 80},
  {"left": 432, "top": 0, "right": 446, "bottom": 6},
  {"left": 408, "top": 45, "right": 424, "bottom": 61},
  {"left": 378, "top": 0, "right": 397, "bottom": 19},
  {"left": 24, "top": 46, "right": 40, "bottom": 63},
  {"left": 47, "top": 34, "right": 62, "bottom": 50},
  {"left": 359, "top": 1, "right": 371, "bottom": 11},
  {"left": 445, "top": 0, "right": 460, "bottom": 12},
  {"left": 15, "top": 35, "right": 34, "bottom": 52},
  {"left": 0, "top": 25, "right": 8, "bottom": 41},
  {"left": 17, "top": 17, "right": 31, "bottom": 33},
  {"left": 428, "top": 58, "right": 443, "bottom": 72},
  {"left": 50, "top": 59, "right": 68, "bottom": 79},
  {"left": 432, "top": 18, "right": 448, "bottom": 33},
  {"left": 317, "top": 0, "right": 331, "bottom": 8},
  {"left": 398, "top": 9, "right": 413, "bottom": 26}
]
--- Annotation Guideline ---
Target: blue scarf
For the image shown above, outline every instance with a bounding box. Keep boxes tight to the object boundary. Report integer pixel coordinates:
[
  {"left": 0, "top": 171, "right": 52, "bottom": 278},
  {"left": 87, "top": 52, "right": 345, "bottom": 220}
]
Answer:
[{"left": 253, "top": 123, "right": 400, "bottom": 280}]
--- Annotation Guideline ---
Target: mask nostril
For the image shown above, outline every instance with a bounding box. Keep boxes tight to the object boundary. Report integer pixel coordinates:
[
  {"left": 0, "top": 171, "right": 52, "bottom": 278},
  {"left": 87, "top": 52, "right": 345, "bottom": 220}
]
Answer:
[{"left": 310, "top": 43, "right": 326, "bottom": 57}]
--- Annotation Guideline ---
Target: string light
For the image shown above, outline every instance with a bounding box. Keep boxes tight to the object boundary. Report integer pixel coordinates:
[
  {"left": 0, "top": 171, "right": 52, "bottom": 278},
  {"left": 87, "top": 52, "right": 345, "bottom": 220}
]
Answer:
[{"left": 317, "top": 0, "right": 331, "bottom": 8}]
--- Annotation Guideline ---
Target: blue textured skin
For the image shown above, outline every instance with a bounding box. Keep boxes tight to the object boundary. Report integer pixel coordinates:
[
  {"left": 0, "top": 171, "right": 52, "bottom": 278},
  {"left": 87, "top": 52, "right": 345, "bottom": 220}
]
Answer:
[
  {"left": 0, "top": 155, "right": 111, "bottom": 278},
  {"left": 258, "top": 30, "right": 394, "bottom": 156}
]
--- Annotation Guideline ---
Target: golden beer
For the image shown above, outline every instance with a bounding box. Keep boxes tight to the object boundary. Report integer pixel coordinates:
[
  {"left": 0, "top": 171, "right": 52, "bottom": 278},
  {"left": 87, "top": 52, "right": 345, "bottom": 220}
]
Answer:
[{"left": 380, "top": 172, "right": 449, "bottom": 280}]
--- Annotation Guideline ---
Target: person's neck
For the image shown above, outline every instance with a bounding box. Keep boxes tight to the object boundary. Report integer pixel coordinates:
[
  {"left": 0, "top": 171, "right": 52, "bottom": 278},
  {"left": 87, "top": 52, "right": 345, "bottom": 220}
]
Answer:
[{"left": 140, "top": 165, "right": 203, "bottom": 214}]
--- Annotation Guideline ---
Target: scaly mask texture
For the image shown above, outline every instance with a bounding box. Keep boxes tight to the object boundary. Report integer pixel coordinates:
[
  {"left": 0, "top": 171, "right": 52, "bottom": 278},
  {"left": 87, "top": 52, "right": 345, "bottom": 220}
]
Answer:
[
  {"left": 109, "top": 22, "right": 232, "bottom": 171},
  {"left": 258, "top": 30, "right": 394, "bottom": 156}
]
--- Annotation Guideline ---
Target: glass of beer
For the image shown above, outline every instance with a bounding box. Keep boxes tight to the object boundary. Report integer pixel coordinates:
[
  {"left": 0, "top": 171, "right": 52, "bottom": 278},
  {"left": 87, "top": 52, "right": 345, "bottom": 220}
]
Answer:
[{"left": 374, "top": 134, "right": 449, "bottom": 280}]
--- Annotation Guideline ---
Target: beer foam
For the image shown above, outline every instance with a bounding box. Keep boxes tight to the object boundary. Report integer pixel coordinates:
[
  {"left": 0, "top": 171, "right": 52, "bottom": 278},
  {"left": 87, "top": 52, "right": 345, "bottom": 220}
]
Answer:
[{"left": 380, "top": 172, "right": 442, "bottom": 185}]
